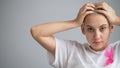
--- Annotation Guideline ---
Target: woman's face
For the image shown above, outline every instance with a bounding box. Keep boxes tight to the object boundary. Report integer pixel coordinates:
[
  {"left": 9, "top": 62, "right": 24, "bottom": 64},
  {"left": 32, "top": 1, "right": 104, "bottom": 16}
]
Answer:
[{"left": 82, "top": 13, "right": 114, "bottom": 51}]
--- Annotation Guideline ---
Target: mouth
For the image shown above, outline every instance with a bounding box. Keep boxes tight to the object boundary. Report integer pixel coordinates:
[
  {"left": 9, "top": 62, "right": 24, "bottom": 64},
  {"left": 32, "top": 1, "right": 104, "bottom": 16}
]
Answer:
[{"left": 93, "top": 41, "right": 102, "bottom": 45}]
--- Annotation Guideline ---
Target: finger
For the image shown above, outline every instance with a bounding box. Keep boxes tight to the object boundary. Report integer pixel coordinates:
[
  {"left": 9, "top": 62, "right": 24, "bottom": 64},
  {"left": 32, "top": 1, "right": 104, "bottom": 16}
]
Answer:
[
  {"left": 82, "top": 11, "right": 94, "bottom": 24},
  {"left": 95, "top": 2, "right": 108, "bottom": 11},
  {"left": 95, "top": 2, "right": 107, "bottom": 7},
  {"left": 82, "top": 11, "right": 94, "bottom": 20},
  {"left": 96, "top": 6, "right": 107, "bottom": 11},
  {"left": 80, "top": 6, "right": 95, "bottom": 14},
  {"left": 95, "top": 9, "right": 112, "bottom": 25},
  {"left": 80, "top": 3, "right": 95, "bottom": 14},
  {"left": 85, "top": 11, "right": 95, "bottom": 16},
  {"left": 81, "top": 3, "right": 95, "bottom": 11},
  {"left": 95, "top": 9, "right": 107, "bottom": 14},
  {"left": 95, "top": 9, "right": 109, "bottom": 21},
  {"left": 83, "top": 3, "right": 96, "bottom": 8}
]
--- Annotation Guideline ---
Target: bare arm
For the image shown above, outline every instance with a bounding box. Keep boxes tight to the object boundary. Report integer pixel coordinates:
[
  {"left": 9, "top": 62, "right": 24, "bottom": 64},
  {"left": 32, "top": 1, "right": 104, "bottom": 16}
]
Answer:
[
  {"left": 30, "top": 3, "right": 95, "bottom": 56},
  {"left": 31, "top": 20, "right": 79, "bottom": 55},
  {"left": 31, "top": 20, "right": 79, "bottom": 37}
]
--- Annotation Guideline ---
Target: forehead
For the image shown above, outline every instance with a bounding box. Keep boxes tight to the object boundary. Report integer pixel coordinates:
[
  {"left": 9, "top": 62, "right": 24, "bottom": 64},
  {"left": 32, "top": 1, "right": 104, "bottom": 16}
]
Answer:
[{"left": 84, "top": 13, "right": 109, "bottom": 27}]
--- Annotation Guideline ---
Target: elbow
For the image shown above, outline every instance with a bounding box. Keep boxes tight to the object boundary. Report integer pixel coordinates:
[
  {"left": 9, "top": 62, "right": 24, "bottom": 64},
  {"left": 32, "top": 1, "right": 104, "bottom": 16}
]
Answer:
[{"left": 30, "top": 26, "right": 37, "bottom": 38}]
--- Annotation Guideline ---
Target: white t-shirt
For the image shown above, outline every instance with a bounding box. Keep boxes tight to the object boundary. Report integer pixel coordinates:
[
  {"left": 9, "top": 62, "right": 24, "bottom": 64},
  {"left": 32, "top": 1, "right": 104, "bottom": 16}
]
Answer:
[{"left": 47, "top": 37, "right": 120, "bottom": 68}]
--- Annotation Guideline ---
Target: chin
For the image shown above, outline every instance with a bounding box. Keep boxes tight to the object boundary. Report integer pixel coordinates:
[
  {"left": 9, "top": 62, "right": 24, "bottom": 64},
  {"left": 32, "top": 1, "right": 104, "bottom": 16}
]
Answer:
[{"left": 91, "top": 44, "right": 106, "bottom": 51}]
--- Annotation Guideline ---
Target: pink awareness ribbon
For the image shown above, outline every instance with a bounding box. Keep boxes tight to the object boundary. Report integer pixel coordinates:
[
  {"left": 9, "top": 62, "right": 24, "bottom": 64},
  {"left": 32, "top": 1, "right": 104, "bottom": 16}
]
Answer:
[{"left": 104, "top": 46, "right": 114, "bottom": 66}]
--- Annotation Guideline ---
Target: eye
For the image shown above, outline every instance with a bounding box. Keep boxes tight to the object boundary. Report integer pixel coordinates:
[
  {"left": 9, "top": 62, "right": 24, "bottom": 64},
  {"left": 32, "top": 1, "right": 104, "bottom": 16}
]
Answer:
[
  {"left": 100, "top": 27, "right": 107, "bottom": 31},
  {"left": 87, "top": 28, "right": 94, "bottom": 32}
]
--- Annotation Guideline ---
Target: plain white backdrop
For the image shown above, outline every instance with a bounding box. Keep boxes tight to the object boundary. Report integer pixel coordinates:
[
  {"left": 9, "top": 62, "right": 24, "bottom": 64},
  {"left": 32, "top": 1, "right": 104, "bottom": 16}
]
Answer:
[{"left": 0, "top": 0, "right": 120, "bottom": 68}]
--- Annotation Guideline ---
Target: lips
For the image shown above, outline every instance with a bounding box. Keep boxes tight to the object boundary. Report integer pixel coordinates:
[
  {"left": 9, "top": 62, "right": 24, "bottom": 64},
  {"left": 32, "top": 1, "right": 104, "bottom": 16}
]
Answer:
[{"left": 93, "top": 41, "right": 102, "bottom": 45}]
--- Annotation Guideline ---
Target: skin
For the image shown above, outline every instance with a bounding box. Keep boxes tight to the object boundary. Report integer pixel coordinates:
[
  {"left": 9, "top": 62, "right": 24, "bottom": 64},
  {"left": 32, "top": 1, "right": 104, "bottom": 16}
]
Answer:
[
  {"left": 81, "top": 13, "right": 114, "bottom": 51},
  {"left": 31, "top": 2, "right": 120, "bottom": 57},
  {"left": 31, "top": 3, "right": 95, "bottom": 56}
]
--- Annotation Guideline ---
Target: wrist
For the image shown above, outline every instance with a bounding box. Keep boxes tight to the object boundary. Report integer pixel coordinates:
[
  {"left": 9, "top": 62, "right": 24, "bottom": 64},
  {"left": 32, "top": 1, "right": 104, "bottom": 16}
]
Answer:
[
  {"left": 73, "top": 18, "right": 82, "bottom": 26},
  {"left": 72, "top": 19, "right": 81, "bottom": 27}
]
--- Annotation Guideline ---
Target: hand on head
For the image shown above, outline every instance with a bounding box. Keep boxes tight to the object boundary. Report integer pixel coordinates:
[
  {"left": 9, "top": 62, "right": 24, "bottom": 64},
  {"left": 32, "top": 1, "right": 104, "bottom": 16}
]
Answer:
[
  {"left": 75, "top": 3, "right": 95, "bottom": 26},
  {"left": 75, "top": 2, "right": 118, "bottom": 26},
  {"left": 95, "top": 2, "right": 118, "bottom": 25}
]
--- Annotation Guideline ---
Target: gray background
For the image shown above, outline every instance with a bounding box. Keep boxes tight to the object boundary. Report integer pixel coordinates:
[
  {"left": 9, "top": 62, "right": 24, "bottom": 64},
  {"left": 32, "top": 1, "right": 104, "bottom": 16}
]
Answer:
[{"left": 0, "top": 0, "right": 120, "bottom": 68}]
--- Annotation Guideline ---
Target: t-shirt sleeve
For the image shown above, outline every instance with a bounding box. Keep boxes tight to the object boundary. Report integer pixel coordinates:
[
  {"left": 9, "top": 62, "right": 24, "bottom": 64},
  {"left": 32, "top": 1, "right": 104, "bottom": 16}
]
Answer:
[{"left": 47, "top": 37, "right": 75, "bottom": 67}]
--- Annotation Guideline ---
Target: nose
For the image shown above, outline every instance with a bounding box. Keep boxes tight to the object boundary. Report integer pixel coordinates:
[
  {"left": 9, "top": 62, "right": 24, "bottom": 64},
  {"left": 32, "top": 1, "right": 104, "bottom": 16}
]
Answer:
[{"left": 94, "top": 30, "right": 101, "bottom": 40}]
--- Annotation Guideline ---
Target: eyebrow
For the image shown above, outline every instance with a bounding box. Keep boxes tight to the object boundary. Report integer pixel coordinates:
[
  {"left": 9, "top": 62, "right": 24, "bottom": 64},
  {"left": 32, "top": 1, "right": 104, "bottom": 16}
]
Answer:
[
  {"left": 85, "top": 25, "right": 94, "bottom": 28},
  {"left": 99, "top": 24, "right": 108, "bottom": 27},
  {"left": 85, "top": 24, "right": 108, "bottom": 28}
]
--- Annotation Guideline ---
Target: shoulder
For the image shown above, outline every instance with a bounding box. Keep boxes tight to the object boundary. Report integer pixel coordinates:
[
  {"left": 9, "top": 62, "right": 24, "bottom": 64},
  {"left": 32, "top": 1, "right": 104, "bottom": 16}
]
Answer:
[
  {"left": 110, "top": 40, "right": 120, "bottom": 47},
  {"left": 55, "top": 37, "right": 89, "bottom": 53},
  {"left": 110, "top": 40, "right": 120, "bottom": 50},
  {"left": 55, "top": 37, "right": 80, "bottom": 45},
  {"left": 55, "top": 37, "right": 85, "bottom": 48}
]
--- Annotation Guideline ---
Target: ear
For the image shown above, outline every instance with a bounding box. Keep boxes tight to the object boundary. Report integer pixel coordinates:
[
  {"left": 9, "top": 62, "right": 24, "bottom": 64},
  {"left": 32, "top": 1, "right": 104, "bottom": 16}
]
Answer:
[
  {"left": 81, "top": 24, "right": 85, "bottom": 35},
  {"left": 110, "top": 24, "right": 114, "bottom": 33}
]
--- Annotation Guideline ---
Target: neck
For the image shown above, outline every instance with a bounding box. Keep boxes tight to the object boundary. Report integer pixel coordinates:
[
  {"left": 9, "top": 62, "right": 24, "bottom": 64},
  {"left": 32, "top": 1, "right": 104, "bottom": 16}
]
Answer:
[{"left": 90, "top": 45, "right": 108, "bottom": 52}]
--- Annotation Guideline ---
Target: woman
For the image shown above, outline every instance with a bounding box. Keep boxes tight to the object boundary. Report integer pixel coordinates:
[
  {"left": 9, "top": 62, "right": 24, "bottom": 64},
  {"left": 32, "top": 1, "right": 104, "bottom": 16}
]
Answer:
[{"left": 31, "top": 2, "right": 120, "bottom": 68}]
